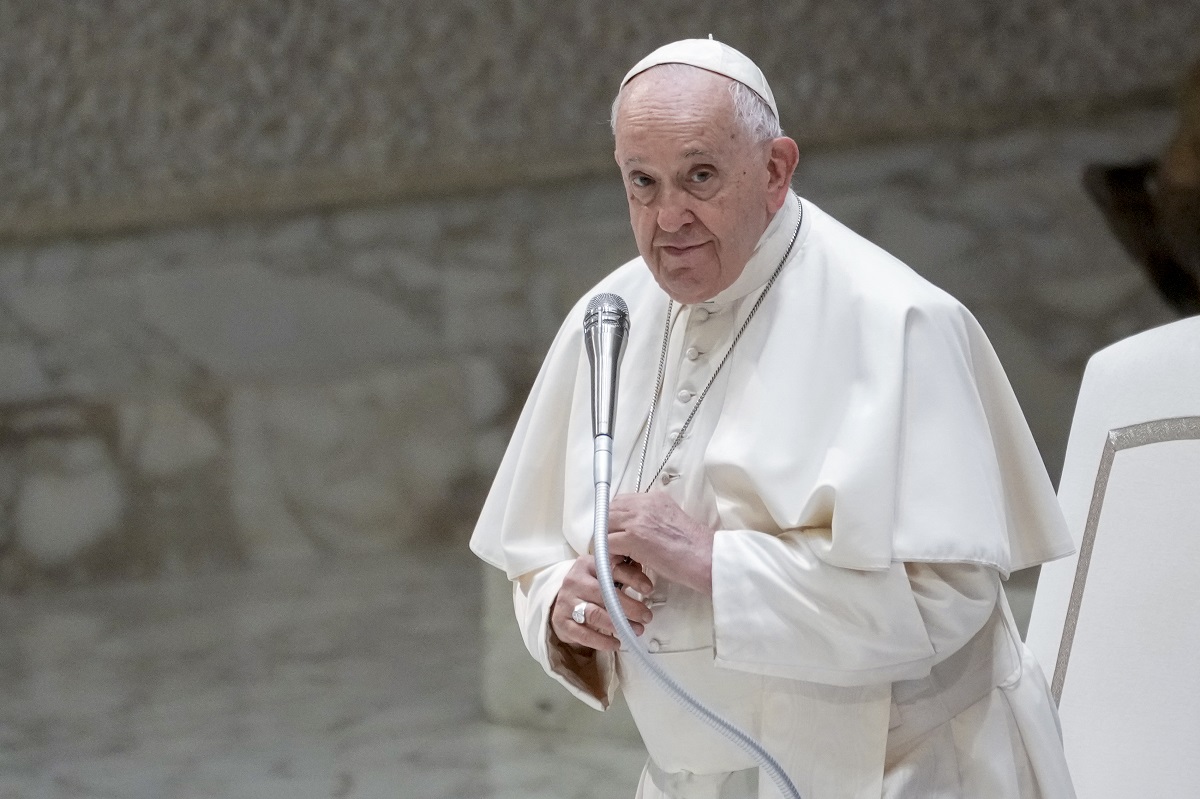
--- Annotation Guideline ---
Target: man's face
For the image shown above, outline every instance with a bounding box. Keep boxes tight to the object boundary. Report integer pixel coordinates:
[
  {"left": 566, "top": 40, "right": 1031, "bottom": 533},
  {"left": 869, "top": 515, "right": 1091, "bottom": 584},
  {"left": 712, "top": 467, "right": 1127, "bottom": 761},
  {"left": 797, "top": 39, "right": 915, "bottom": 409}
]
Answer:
[{"left": 614, "top": 68, "right": 775, "bottom": 305}]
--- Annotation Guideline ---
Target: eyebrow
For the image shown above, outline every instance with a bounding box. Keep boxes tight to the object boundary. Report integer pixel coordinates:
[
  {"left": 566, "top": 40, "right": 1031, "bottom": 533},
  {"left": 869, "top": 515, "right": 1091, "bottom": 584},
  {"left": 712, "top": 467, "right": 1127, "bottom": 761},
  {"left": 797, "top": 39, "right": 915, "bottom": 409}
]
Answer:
[{"left": 619, "top": 149, "right": 713, "bottom": 167}]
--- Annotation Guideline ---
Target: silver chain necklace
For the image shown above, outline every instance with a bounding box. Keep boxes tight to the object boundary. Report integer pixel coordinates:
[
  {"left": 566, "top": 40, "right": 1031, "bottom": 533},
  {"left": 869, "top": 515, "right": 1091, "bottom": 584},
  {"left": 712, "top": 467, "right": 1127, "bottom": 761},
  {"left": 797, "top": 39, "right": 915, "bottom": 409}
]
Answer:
[{"left": 634, "top": 201, "right": 804, "bottom": 493}]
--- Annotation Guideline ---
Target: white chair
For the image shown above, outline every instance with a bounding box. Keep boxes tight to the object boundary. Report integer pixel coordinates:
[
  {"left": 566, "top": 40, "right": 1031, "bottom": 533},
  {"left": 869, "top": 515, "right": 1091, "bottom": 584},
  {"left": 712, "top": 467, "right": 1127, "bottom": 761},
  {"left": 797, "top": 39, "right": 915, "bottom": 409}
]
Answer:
[{"left": 1025, "top": 315, "right": 1200, "bottom": 797}]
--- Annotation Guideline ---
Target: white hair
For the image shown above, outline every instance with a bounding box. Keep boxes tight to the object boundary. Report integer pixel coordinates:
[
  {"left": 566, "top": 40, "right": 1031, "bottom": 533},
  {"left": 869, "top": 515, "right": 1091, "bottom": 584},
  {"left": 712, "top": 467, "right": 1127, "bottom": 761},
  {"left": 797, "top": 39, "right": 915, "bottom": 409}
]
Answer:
[{"left": 610, "top": 63, "right": 783, "bottom": 143}]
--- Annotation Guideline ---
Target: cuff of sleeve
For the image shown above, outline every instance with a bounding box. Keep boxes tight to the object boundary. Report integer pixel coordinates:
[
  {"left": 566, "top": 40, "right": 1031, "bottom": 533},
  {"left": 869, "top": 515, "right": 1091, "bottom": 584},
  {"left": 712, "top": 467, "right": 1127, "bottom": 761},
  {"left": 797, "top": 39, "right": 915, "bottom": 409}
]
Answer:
[
  {"left": 545, "top": 626, "right": 617, "bottom": 711},
  {"left": 520, "top": 561, "right": 618, "bottom": 711},
  {"left": 711, "top": 528, "right": 938, "bottom": 685}
]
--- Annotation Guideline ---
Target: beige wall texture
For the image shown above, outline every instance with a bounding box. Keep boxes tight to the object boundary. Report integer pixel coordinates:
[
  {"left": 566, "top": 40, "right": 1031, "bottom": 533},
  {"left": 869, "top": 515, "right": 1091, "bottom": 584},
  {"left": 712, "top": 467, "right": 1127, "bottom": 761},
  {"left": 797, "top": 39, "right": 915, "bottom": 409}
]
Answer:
[
  {"left": 3, "top": 1, "right": 1198, "bottom": 238},
  {"left": 0, "top": 2, "right": 1194, "bottom": 604}
]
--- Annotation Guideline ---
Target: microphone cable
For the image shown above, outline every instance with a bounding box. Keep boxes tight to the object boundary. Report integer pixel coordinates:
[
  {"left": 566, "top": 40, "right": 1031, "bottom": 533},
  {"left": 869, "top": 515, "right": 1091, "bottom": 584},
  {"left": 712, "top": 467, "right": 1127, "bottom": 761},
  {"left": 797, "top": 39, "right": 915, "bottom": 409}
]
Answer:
[{"left": 583, "top": 294, "right": 802, "bottom": 799}]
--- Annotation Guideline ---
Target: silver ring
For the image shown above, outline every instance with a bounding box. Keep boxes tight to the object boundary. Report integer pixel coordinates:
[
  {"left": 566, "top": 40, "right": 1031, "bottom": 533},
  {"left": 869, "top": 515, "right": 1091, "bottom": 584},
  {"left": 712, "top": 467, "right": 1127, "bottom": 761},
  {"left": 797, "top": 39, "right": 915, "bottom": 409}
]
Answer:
[{"left": 571, "top": 600, "right": 588, "bottom": 625}]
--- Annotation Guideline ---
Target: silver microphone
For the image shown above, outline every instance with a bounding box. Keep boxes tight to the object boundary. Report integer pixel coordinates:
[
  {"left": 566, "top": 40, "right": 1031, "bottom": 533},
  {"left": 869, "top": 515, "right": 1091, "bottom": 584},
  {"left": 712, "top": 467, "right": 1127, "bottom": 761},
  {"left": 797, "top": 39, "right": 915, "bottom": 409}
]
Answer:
[{"left": 583, "top": 293, "right": 629, "bottom": 485}]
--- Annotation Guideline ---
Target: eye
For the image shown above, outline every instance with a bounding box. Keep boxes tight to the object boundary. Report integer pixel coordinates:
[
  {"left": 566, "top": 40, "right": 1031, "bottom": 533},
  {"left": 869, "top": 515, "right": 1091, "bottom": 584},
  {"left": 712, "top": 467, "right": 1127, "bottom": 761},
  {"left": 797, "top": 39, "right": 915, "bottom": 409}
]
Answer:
[
  {"left": 689, "top": 169, "right": 714, "bottom": 184},
  {"left": 630, "top": 173, "right": 654, "bottom": 189}
]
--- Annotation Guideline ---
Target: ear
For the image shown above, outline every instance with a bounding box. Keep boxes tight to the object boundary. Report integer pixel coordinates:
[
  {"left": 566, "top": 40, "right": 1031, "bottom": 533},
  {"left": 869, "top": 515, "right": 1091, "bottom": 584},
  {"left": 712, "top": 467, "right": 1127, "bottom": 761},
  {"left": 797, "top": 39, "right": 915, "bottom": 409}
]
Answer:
[{"left": 764, "top": 137, "right": 800, "bottom": 214}]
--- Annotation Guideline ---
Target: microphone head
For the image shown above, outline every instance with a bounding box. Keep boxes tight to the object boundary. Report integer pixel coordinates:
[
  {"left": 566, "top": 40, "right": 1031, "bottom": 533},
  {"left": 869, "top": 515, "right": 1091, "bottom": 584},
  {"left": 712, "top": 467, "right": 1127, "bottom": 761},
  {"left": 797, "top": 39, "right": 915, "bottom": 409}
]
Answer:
[
  {"left": 582, "top": 293, "right": 629, "bottom": 442},
  {"left": 583, "top": 293, "right": 629, "bottom": 333}
]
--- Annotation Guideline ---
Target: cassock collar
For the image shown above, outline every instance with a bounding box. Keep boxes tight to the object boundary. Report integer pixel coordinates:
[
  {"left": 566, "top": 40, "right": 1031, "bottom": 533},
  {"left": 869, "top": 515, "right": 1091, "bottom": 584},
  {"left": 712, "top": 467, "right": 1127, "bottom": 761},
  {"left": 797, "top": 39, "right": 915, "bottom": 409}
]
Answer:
[{"left": 704, "top": 190, "right": 803, "bottom": 308}]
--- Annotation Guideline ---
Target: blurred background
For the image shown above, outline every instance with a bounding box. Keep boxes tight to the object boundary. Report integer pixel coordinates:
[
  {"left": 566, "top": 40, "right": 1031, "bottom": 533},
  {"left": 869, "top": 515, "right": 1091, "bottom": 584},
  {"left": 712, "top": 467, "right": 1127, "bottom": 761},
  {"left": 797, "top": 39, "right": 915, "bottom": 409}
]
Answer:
[{"left": 0, "top": 2, "right": 1197, "bottom": 797}]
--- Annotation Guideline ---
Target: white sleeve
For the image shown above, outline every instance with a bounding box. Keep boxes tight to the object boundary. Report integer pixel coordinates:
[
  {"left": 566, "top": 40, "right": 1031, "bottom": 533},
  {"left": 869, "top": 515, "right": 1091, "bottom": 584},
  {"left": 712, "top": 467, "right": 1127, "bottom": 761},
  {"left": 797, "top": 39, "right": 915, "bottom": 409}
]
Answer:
[
  {"left": 711, "top": 527, "right": 999, "bottom": 686},
  {"left": 513, "top": 561, "right": 619, "bottom": 711}
]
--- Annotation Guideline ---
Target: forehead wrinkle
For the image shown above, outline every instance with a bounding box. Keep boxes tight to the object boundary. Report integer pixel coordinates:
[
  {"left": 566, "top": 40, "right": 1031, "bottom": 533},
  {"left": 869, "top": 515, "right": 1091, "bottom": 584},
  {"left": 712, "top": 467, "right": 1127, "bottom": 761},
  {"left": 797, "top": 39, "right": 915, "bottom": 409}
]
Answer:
[
  {"left": 617, "top": 67, "right": 736, "bottom": 131},
  {"left": 619, "top": 147, "right": 715, "bottom": 170}
]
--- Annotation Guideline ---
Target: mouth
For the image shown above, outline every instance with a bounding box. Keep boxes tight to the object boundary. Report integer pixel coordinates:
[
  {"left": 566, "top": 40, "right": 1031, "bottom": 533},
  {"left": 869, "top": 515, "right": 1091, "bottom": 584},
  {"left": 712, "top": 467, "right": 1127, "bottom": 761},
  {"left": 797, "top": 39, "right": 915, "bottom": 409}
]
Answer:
[{"left": 658, "top": 243, "right": 706, "bottom": 257}]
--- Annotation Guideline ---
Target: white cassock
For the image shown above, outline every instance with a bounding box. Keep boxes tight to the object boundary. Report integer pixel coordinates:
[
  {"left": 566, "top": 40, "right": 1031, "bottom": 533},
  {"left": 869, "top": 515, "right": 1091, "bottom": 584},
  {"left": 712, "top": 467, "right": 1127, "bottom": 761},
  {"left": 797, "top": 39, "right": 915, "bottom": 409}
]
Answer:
[{"left": 470, "top": 192, "right": 1078, "bottom": 799}]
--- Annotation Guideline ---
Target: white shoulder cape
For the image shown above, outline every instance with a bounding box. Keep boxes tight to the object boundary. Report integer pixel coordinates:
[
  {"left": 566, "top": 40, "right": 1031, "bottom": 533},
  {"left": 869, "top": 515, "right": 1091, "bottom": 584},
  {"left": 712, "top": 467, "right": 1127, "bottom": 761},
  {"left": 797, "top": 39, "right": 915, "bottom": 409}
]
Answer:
[{"left": 471, "top": 198, "right": 1073, "bottom": 580}]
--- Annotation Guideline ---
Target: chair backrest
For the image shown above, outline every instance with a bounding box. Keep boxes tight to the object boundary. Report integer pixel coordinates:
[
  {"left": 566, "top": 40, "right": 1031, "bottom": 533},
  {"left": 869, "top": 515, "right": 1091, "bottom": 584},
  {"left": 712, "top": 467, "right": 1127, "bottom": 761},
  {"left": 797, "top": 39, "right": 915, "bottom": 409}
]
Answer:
[{"left": 1025, "top": 315, "right": 1200, "bottom": 797}]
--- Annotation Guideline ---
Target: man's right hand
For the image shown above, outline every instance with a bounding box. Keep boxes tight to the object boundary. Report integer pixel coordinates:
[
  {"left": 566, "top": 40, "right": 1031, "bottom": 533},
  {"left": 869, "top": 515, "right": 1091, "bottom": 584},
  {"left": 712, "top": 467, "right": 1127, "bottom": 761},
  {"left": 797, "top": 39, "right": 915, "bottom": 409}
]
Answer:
[{"left": 550, "top": 553, "right": 654, "bottom": 652}]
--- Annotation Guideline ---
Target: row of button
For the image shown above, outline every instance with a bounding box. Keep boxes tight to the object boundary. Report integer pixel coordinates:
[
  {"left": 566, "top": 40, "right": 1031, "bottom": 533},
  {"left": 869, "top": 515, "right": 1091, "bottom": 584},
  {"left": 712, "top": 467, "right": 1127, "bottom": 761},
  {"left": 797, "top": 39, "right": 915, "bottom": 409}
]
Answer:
[{"left": 652, "top": 305, "right": 721, "bottom": 494}]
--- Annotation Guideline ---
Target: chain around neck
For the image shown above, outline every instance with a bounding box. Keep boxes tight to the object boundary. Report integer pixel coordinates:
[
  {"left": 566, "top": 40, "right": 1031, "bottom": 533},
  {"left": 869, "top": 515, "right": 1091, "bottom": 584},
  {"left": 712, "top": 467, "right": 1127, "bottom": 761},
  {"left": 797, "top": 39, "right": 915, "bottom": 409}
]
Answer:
[{"left": 634, "top": 200, "right": 804, "bottom": 493}]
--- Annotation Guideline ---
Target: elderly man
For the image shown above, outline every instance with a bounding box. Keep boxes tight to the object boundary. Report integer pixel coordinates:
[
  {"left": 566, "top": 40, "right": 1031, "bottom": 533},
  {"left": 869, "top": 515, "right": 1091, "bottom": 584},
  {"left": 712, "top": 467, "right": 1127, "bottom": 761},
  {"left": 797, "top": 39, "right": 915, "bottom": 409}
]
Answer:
[{"left": 471, "top": 39, "right": 1076, "bottom": 799}]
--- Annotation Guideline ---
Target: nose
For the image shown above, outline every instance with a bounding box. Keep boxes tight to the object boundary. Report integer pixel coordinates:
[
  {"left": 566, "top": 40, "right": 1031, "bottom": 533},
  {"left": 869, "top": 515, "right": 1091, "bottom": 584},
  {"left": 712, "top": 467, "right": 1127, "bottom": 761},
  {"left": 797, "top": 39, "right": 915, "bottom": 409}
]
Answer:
[{"left": 655, "top": 187, "right": 694, "bottom": 233}]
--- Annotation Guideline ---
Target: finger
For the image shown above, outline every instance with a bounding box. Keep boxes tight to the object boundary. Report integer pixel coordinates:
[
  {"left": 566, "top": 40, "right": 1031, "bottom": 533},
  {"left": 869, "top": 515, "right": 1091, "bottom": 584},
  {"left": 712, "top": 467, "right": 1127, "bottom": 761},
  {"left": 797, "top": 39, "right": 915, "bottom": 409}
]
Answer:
[
  {"left": 612, "top": 562, "right": 653, "bottom": 595},
  {"left": 609, "top": 551, "right": 636, "bottom": 569},
  {"left": 559, "top": 600, "right": 634, "bottom": 650},
  {"left": 562, "top": 555, "right": 603, "bottom": 590},
  {"left": 585, "top": 603, "right": 645, "bottom": 638},
  {"left": 552, "top": 600, "right": 616, "bottom": 648},
  {"left": 607, "top": 532, "right": 648, "bottom": 569},
  {"left": 606, "top": 550, "right": 637, "bottom": 566},
  {"left": 556, "top": 616, "right": 622, "bottom": 652},
  {"left": 581, "top": 579, "right": 653, "bottom": 624},
  {"left": 615, "top": 591, "right": 653, "bottom": 625},
  {"left": 564, "top": 559, "right": 633, "bottom": 598}
]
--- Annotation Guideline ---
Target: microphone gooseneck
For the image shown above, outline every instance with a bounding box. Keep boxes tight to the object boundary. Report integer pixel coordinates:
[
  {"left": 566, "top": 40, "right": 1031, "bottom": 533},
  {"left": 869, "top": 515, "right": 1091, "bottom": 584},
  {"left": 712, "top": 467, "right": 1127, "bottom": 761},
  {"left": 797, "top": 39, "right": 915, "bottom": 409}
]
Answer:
[{"left": 581, "top": 293, "right": 801, "bottom": 799}]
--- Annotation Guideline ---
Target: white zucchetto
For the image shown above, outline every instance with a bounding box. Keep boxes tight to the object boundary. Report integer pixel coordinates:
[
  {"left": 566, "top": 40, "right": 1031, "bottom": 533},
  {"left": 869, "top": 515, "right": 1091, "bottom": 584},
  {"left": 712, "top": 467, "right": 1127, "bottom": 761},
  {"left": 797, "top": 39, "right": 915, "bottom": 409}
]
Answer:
[{"left": 620, "top": 38, "right": 779, "bottom": 121}]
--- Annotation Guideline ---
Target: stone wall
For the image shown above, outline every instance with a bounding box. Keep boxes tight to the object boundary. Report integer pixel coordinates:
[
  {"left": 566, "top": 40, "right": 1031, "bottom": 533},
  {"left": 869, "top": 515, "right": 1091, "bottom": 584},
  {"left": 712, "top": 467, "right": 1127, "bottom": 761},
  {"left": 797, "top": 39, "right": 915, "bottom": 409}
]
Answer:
[
  {"left": 0, "top": 181, "right": 637, "bottom": 586},
  {"left": 2, "top": 1, "right": 1197, "bottom": 238}
]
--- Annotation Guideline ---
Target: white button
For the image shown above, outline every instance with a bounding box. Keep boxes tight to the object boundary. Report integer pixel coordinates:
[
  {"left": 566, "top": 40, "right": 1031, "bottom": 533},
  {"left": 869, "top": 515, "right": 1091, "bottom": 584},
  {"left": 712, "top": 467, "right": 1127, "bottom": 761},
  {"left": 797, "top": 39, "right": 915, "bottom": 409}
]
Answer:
[
  {"left": 668, "top": 428, "right": 682, "bottom": 442},
  {"left": 694, "top": 307, "right": 711, "bottom": 321},
  {"left": 676, "top": 389, "right": 694, "bottom": 403},
  {"left": 660, "top": 472, "right": 679, "bottom": 485},
  {"left": 647, "top": 638, "right": 662, "bottom": 653},
  {"left": 685, "top": 346, "right": 700, "bottom": 360}
]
